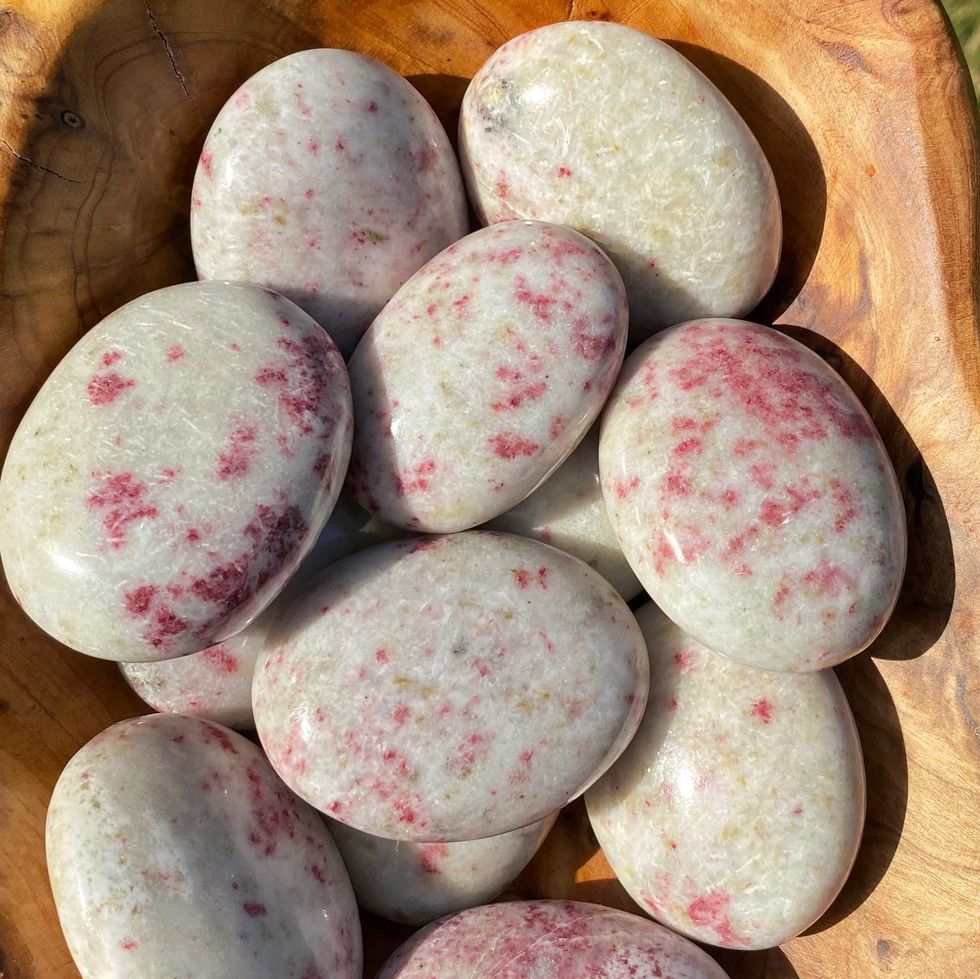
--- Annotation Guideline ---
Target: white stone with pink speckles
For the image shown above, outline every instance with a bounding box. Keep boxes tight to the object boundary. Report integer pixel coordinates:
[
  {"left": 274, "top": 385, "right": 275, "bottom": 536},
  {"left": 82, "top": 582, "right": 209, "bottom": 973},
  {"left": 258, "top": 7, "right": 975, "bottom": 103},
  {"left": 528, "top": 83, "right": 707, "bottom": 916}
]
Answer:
[
  {"left": 600, "top": 319, "right": 906, "bottom": 672},
  {"left": 377, "top": 900, "right": 730, "bottom": 978},
  {"left": 459, "top": 21, "right": 781, "bottom": 344},
  {"left": 46, "top": 714, "right": 361, "bottom": 979},
  {"left": 586, "top": 603, "right": 864, "bottom": 950},
  {"left": 191, "top": 49, "right": 468, "bottom": 358},
  {"left": 484, "top": 423, "right": 642, "bottom": 599},
  {"left": 328, "top": 812, "right": 556, "bottom": 925},
  {"left": 253, "top": 531, "right": 648, "bottom": 842},
  {"left": 0, "top": 281, "right": 352, "bottom": 662},
  {"left": 346, "top": 221, "right": 628, "bottom": 532},
  {"left": 120, "top": 495, "right": 401, "bottom": 729}
]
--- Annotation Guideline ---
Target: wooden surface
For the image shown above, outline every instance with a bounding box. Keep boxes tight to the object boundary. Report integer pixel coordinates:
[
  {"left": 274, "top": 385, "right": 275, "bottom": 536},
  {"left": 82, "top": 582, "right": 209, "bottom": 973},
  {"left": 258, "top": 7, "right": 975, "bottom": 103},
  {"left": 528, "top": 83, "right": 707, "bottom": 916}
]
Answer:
[{"left": 0, "top": 0, "right": 977, "bottom": 976}]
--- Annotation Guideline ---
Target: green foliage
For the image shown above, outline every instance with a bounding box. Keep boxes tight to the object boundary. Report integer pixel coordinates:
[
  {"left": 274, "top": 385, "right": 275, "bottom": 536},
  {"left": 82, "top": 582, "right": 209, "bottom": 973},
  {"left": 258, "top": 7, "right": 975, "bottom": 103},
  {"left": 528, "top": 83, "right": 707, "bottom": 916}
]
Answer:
[{"left": 943, "top": 0, "right": 980, "bottom": 97}]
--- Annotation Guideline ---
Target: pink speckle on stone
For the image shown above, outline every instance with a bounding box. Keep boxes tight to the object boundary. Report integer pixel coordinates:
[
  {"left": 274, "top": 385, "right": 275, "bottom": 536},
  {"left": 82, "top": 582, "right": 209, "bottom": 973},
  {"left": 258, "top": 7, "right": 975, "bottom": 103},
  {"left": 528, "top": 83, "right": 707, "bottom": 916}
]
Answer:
[
  {"left": 88, "top": 472, "right": 159, "bottom": 549},
  {"left": 489, "top": 433, "right": 539, "bottom": 460},
  {"left": 243, "top": 901, "right": 267, "bottom": 917},
  {"left": 87, "top": 371, "right": 135, "bottom": 406},
  {"left": 750, "top": 698, "right": 773, "bottom": 723},
  {"left": 686, "top": 891, "right": 746, "bottom": 947},
  {"left": 557, "top": 166, "right": 572, "bottom": 177},
  {"left": 216, "top": 424, "right": 258, "bottom": 481},
  {"left": 166, "top": 344, "right": 186, "bottom": 362},
  {"left": 120, "top": 938, "right": 139, "bottom": 950}
]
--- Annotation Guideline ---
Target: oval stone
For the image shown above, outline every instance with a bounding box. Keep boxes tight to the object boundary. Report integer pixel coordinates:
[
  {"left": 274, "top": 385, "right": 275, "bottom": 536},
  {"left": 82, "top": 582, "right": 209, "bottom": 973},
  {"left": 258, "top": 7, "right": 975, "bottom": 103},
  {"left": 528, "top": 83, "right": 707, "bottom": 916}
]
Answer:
[
  {"left": 485, "top": 422, "right": 642, "bottom": 599},
  {"left": 192, "top": 49, "right": 468, "bottom": 357},
  {"left": 253, "top": 531, "right": 648, "bottom": 841},
  {"left": 586, "top": 603, "right": 865, "bottom": 950},
  {"left": 120, "top": 494, "right": 400, "bottom": 728},
  {"left": 459, "top": 21, "right": 781, "bottom": 343},
  {"left": 377, "top": 900, "right": 730, "bottom": 978},
  {"left": 46, "top": 714, "right": 360, "bottom": 979},
  {"left": 0, "top": 282, "right": 352, "bottom": 662},
  {"left": 328, "top": 812, "right": 556, "bottom": 925},
  {"left": 346, "top": 220, "right": 627, "bottom": 532},
  {"left": 600, "top": 319, "right": 906, "bottom": 671}
]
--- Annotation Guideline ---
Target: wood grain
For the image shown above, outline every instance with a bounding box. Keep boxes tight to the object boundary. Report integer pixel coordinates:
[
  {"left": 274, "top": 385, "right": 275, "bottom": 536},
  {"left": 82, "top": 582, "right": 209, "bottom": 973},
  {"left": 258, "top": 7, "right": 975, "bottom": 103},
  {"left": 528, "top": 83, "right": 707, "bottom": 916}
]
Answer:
[{"left": 1, "top": 1, "right": 977, "bottom": 976}]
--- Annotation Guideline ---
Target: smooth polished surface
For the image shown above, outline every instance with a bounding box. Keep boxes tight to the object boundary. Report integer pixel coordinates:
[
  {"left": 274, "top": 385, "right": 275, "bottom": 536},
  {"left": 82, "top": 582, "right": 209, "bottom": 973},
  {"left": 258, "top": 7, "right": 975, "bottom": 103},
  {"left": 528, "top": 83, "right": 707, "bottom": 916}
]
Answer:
[
  {"left": 0, "top": 281, "right": 352, "bottom": 661},
  {"left": 192, "top": 48, "right": 468, "bottom": 358},
  {"left": 484, "top": 421, "right": 642, "bottom": 599},
  {"left": 586, "top": 603, "right": 865, "bottom": 949},
  {"left": 1, "top": 1, "right": 977, "bottom": 976},
  {"left": 46, "top": 714, "right": 360, "bottom": 979},
  {"left": 600, "top": 319, "right": 906, "bottom": 671},
  {"left": 346, "top": 220, "right": 627, "bottom": 532},
  {"left": 121, "top": 493, "right": 399, "bottom": 728},
  {"left": 459, "top": 21, "right": 781, "bottom": 343},
  {"left": 253, "top": 532, "right": 648, "bottom": 841},
  {"left": 377, "top": 900, "right": 731, "bottom": 978},
  {"left": 329, "top": 812, "right": 556, "bottom": 925}
]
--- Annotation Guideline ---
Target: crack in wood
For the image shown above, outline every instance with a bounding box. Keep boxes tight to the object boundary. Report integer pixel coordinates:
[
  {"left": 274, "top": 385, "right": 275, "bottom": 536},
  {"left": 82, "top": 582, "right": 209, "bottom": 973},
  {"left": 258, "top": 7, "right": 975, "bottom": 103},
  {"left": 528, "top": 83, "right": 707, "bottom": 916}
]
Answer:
[
  {"left": 0, "top": 138, "right": 80, "bottom": 183},
  {"left": 144, "top": 0, "right": 195, "bottom": 103}
]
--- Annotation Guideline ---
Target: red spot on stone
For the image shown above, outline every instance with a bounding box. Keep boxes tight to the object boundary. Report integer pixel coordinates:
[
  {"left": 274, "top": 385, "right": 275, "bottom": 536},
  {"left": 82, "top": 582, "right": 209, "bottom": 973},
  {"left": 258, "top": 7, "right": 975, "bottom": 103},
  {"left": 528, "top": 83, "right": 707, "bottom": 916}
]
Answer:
[
  {"left": 202, "top": 722, "right": 239, "bottom": 755},
  {"left": 305, "top": 187, "right": 316, "bottom": 200},
  {"left": 87, "top": 371, "right": 135, "bottom": 406},
  {"left": 243, "top": 902, "right": 267, "bottom": 917},
  {"left": 802, "top": 559, "right": 857, "bottom": 596},
  {"left": 187, "top": 528, "right": 201, "bottom": 543},
  {"left": 120, "top": 938, "right": 138, "bottom": 950},
  {"left": 394, "top": 800, "right": 418, "bottom": 824},
  {"left": 613, "top": 475, "right": 641, "bottom": 499},
  {"left": 375, "top": 648, "right": 390, "bottom": 664},
  {"left": 491, "top": 380, "right": 548, "bottom": 412},
  {"left": 419, "top": 843, "right": 448, "bottom": 875},
  {"left": 102, "top": 350, "right": 122, "bottom": 367},
  {"left": 830, "top": 478, "right": 858, "bottom": 532},
  {"left": 199, "top": 150, "right": 213, "bottom": 178},
  {"left": 124, "top": 585, "right": 157, "bottom": 617},
  {"left": 392, "top": 702, "right": 410, "bottom": 725},
  {"left": 773, "top": 584, "right": 791, "bottom": 607},
  {"left": 669, "top": 696, "right": 678, "bottom": 711},
  {"left": 495, "top": 175, "right": 509, "bottom": 198},
  {"left": 674, "top": 437, "right": 703, "bottom": 456},
  {"left": 513, "top": 569, "right": 531, "bottom": 589},
  {"left": 568, "top": 311, "right": 619, "bottom": 365},
  {"left": 549, "top": 416, "right": 564, "bottom": 440},
  {"left": 674, "top": 650, "right": 695, "bottom": 672},
  {"left": 216, "top": 424, "right": 258, "bottom": 481},
  {"left": 556, "top": 165, "right": 572, "bottom": 177},
  {"left": 793, "top": 805, "right": 804, "bottom": 816},
  {"left": 203, "top": 644, "right": 238, "bottom": 675},
  {"left": 88, "top": 472, "right": 158, "bottom": 548},
  {"left": 254, "top": 331, "right": 336, "bottom": 437},
  {"left": 513, "top": 277, "right": 556, "bottom": 321},
  {"left": 538, "top": 630, "right": 555, "bottom": 652},
  {"left": 395, "top": 459, "right": 437, "bottom": 495},
  {"left": 452, "top": 294, "right": 470, "bottom": 310},
  {"left": 307, "top": 138, "right": 320, "bottom": 156},
  {"left": 720, "top": 488, "right": 738, "bottom": 505},
  {"left": 166, "top": 344, "right": 185, "bottom": 362},
  {"left": 367, "top": 100, "right": 378, "bottom": 112},
  {"left": 489, "top": 433, "right": 539, "bottom": 460},
  {"left": 750, "top": 698, "right": 773, "bottom": 723},
  {"left": 687, "top": 891, "right": 745, "bottom": 945}
]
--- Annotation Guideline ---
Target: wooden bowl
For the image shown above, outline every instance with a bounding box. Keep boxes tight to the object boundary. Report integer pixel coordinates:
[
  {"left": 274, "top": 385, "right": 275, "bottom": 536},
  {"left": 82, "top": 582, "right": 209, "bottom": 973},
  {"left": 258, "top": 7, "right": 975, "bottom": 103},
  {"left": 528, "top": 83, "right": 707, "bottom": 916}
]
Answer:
[{"left": 1, "top": 1, "right": 977, "bottom": 976}]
